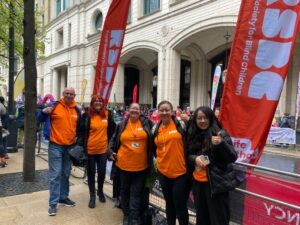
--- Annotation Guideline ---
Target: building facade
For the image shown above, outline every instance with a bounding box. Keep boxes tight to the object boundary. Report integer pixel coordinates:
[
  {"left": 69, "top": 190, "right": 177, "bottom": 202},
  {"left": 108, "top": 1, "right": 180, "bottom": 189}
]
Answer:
[{"left": 37, "top": 0, "right": 300, "bottom": 116}]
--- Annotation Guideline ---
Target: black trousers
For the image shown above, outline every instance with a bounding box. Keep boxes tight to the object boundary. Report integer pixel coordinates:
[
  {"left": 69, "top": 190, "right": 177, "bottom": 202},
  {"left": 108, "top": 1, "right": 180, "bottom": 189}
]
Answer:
[
  {"left": 87, "top": 153, "right": 107, "bottom": 195},
  {"left": 192, "top": 181, "right": 230, "bottom": 225},
  {"left": 158, "top": 172, "right": 191, "bottom": 225},
  {"left": 120, "top": 169, "right": 147, "bottom": 222}
]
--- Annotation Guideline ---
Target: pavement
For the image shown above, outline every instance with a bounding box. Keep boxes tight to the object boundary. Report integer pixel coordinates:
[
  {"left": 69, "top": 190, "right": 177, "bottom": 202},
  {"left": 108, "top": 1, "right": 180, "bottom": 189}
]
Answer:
[
  {"left": 0, "top": 145, "right": 299, "bottom": 225},
  {"left": 0, "top": 148, "right": 123, "bottom": 225}
]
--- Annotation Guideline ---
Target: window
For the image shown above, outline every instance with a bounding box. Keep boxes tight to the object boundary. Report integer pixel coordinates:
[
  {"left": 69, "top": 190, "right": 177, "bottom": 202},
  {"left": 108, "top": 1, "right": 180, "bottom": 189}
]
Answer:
[
  {"left": 56, "top": 0, "right": 68, "bottom": 16},
  {"left": 143, "top": 0, "right": 160, "bottom": 15},
  {"left": 56, "top": 28, "right": 64, "bottom": 49},
  {"left": 95, "top": 12, "right": 103, "bottom": 30}
]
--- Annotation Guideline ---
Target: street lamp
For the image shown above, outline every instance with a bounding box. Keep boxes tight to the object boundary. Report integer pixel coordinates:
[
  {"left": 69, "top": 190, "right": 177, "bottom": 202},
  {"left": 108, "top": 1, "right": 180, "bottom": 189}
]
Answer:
[{"left": 224, "top": 32, "right": 231, "bottom": 69}]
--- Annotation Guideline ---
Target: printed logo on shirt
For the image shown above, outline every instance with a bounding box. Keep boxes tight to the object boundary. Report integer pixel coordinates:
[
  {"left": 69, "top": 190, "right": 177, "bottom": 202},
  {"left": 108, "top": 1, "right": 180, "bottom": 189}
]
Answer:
[
  {"left": 137, "top": 128, "right": 143, "bottom": 131},
  {"left": 101, "top": 119, "right": 108, "bottom": 123},
  {"left": 169, "top": 130, "right": 177, "bottom": 134}
]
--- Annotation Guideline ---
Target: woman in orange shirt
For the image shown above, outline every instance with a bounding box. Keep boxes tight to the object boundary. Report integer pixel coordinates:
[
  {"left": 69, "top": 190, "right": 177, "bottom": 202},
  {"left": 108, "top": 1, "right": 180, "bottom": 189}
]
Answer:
[
  {"left": 152, "top": 100, "right": 191, "bottom": 225},
  {"left": 107, "top": 103, "right": 153, "bottom": 225},
  {"left": 186, "top": 106, "right": 237, "bottom": 225},
  {"left": 77, "top": 95, "right": 116, "bottom": 208}
]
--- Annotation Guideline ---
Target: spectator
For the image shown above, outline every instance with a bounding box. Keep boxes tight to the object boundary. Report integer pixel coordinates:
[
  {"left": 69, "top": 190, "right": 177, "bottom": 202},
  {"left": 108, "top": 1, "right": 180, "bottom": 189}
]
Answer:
[
  {"left": 279, "top": 113, "right": 294, "bottom": 128},
  {"left": 37, "top": 87, "right": 81, "bottom": 216},
  {"left": 214, "top": 107, "right": 220, "bottom": 119},
  {"left": 186, "top": 106, "right": 237, "bottom": 225},
  {"left": 108, "top": 103, "right": 154, "bottom": 225},
  {"left": 0, "top": 96, "right": 9, "bottom": 161},
  {"left": 77, "top": 95, "right": 116, "bottom": 208},
  {"left": 0, "top": 97, "right": 7, "bottom": 168},
  {"left": 16, "top": 101, "right": 24, "bottom": 148},
  {"left": 152, "top": 100, "right": 191, "bottom": 225}
]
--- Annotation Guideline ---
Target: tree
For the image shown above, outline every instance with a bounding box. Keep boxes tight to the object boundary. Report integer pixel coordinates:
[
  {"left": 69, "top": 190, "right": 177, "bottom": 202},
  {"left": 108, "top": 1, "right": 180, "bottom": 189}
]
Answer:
[
  {"left": 0, "top": 1, "right": 23, "bottom": 64},
  {"left": 0, "top": 0, "right": 45, "bottom": 64},
  {"left": 23, "top": 0, "right": 37, "bottom": 181}
]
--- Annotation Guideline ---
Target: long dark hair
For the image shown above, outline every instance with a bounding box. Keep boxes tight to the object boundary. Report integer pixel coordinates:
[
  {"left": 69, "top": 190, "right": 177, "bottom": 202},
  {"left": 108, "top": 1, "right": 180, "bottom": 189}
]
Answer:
[{"left": 187, "top": 106, "right": 222, "bottom": 154}]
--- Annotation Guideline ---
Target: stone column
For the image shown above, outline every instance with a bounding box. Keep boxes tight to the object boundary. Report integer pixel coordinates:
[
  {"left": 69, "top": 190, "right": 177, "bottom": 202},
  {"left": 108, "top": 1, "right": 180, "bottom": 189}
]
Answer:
[
  {"left": 52, "top": 69, "right": 59, "bottom": 100},
  {"left": 110, "top": 64, "right": 125, "bottom": 105},
  {"left": 159, "top": 47, "right": 181, "bottom": 107},
  {"left": 60, "top": 69, "right": 67, "bottom": 94}
]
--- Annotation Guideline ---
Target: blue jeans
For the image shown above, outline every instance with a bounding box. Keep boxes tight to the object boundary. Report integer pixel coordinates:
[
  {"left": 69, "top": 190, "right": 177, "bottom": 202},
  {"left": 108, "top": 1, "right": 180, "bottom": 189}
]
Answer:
[{"left": 48, "top": 142, "right": 73, "bottom": 206}]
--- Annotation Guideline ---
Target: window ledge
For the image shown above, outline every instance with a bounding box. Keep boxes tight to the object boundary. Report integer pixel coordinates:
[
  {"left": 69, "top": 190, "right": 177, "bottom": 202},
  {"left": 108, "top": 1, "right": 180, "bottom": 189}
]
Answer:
[
  {"left": 170, "top": 0, "right": 186, "bottom": 7},
  {"left": 138, "top": 9, "right": 161, "bottom": 20}
]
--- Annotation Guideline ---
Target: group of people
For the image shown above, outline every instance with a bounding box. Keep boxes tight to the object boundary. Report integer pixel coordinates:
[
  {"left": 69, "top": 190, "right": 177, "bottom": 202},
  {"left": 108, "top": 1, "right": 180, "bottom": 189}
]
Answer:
[{"left": 38, "top": 87, "right": 237, "bottom": 225}]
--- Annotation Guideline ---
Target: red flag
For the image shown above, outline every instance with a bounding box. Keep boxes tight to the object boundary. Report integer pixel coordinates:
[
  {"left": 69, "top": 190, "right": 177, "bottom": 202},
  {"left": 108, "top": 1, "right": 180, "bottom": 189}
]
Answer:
[
  {"left": 220, "top": 0, "right": 300, "bottom": 164},
  {"left": 220, "top": 1, "right": 300, "bottom": 224},
  {"left": 93, "top": 0, "right": 131, "bottom": 104},
  {"left": 133, "top": 84, "right": 138, "bottom": 103}
]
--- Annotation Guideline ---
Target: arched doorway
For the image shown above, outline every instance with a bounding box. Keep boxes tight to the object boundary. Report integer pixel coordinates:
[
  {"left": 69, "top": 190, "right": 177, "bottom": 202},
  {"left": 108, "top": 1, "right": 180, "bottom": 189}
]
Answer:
[{"left": 124, "top": 67, "right": 139, "bottom": 106}]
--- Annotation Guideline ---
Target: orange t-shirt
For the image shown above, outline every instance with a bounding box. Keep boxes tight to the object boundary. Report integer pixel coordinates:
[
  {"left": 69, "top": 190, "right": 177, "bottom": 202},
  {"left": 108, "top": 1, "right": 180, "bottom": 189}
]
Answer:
[
  {"left": 116, "top": 120, "right": 148, "bottom": 172},
  {"left": 87, "top": 112, "right": 108, "bottom": 155},
  {"left": 155, "top": 120, "right": 186, "bottom": 178},
  {"left": 193, "top": 167, "right": 208, "bottom": 182},
  {"left": 50, "top": 99, "right": 78, "bottom": 145}
]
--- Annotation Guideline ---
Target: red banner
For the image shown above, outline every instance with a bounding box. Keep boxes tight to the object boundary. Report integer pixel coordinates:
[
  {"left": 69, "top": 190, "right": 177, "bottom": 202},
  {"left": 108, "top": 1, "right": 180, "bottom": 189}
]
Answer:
[
  {"left": 244, "top": 173, "right": 300, "bottom": 225},
  {"left": 133, "top": 84, "right": 138, "bottom": 103},
  {"left": 220, "top": 0, "right": 300, "bottom": 164},
  {"left": 93, "top": 0, "right": 131, "bottom": 103}
]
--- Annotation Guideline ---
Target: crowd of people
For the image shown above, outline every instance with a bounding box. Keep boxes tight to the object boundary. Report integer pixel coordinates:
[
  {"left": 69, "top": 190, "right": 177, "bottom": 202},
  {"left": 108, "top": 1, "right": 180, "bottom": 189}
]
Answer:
[
  {"left": 33, "top": 87, "right": 238, "bottom": 225},
  {"left": 1, "top": 86, "right": 297, "bottom": 224}
]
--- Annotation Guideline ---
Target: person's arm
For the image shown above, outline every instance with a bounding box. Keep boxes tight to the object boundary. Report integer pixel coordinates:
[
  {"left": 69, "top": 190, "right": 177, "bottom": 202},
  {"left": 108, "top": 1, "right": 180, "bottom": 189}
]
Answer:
[
  {"left": 108, "top": 111, "right": 116, "bottom": 140},
  {"left": 107, "top": 123, "right": 120, "bottom": 161},
  {"left": 76, "top": 113, "right": 86, "bottom": 146},
  {"left": 37, "top": 106, "right": 53, "bottom": 123},
  {"left": 212, "top": 130, "right": 237, "bottom": 163}
]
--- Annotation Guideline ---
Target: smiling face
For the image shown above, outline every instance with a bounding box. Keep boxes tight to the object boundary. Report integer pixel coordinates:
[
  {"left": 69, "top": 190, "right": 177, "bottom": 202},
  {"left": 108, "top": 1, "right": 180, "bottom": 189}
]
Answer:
[
  {"left": 92, "top": 98, "right": 103, "bottom": 112},
  {"left": 63, "top": 87, "right": 76, "bottom": 105},
  {"left": 196, "top": 110, "right": 210, "bottom": 130},
  {"left": 129, "top": 103, "right": 141, "bottom": 119},
  {"left": 158, "top": 103, "right": 172, "bottom": 124}
]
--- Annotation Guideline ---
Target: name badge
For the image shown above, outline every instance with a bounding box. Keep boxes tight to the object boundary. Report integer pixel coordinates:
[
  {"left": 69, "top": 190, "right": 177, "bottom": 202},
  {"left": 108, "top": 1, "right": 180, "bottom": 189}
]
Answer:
[
  {"left": 101, "top": 119, "right": 108, "bottom": 123},
  {"left": 169, "top": 130, "right": 177, "bottom": 134},
  {"left": 137, "top": 128, "right": 143, "bottom": 131},
  {"left": 131, "top": 142, "right": 140, "bottom": 148}
]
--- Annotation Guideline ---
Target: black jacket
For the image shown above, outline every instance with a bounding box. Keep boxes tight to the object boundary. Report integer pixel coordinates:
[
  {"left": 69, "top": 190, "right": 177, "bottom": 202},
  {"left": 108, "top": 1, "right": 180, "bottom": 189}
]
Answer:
[
  {"left": 77, "top": 110, "right": 116, "bottom": 154},
  {"left": 107, "top": 115, "right": 154, "bottom": 174},
  {"left": 187, "top": 129, "right": 237, "bottom": 195}
]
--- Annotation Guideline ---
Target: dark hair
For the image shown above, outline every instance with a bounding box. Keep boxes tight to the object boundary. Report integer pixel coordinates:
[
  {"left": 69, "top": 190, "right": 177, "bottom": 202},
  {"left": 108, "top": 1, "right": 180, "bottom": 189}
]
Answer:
[
  {"left": 0, "top": 96, "right": 5, "bottom": 104},
  {"left": 187, "top": 106, "right": 222, "bottom": 154},
  {"left": 158, "top": 100, "right": 173, "bottom": 111}
]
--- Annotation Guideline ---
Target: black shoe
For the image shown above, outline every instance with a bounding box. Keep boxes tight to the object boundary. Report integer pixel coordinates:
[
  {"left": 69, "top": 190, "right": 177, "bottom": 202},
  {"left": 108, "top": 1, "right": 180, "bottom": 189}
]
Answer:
[
  {"left": 98, "top": 192, "right": 106, "bottom": 203},
  {"left": 59, "top": 198, "right": 76, "bottom": 207},
  {"left": 123, "top": 216, "right": 129, "bottom": 225},
  {"left": 88, "top": 195, "right": 96, "bottom": 208},
  {"left": 48, "top": 205, "right": 57, "bottom": 216}
]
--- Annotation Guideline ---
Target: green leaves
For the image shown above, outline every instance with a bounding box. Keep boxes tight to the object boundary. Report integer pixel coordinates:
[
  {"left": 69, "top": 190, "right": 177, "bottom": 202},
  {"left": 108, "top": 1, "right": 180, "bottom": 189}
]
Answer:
[{"left": 0, "top": 0, "right": 45, "bottom": 62}]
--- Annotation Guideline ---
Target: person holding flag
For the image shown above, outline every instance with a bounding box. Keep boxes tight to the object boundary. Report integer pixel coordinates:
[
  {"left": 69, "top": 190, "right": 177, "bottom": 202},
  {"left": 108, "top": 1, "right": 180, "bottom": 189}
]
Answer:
[{"left": 186, "top": 106, "right": 237, "bottom": 225}]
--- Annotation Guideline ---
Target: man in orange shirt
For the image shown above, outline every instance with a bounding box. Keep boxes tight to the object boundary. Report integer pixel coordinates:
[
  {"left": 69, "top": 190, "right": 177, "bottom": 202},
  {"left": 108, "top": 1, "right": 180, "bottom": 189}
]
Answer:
[{"left": 38, "top": 87, "right": 80, "bottom": 216}]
